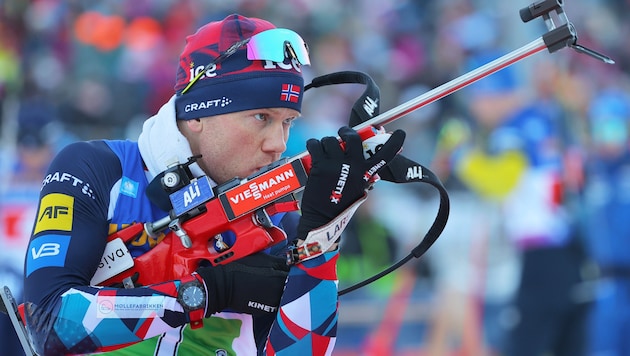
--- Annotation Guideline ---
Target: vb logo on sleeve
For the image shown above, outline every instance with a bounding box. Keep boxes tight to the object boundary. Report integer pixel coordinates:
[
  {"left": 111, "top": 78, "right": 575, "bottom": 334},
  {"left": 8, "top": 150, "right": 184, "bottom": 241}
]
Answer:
[{"left": 26, "top": 234, "right": 71, "bottom": 276}]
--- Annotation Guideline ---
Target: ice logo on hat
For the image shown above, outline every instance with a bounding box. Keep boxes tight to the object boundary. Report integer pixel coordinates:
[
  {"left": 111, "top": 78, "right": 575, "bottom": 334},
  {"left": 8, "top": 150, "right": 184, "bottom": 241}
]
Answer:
[
  {"left": 187, "top": 58, "right": 302, "bottom": 87},
  {"left": 189, "top": 61, "right": 219, "bottom": 82}
]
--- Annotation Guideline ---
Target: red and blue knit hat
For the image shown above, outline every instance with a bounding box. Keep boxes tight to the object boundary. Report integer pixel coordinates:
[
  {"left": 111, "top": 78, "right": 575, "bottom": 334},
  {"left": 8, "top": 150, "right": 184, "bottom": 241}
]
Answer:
[{"left": 174, "top": 14, "right": 306, "bottom": 120}]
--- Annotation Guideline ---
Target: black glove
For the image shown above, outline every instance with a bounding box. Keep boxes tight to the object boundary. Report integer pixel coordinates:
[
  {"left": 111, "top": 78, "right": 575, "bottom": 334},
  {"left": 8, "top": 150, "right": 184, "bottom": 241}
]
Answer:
[
  {"left": 196, "top": 253, "right": 289, "bottom": 317},
  {"left": 297, "top": 126, "right": 405, "bottom": 239}
]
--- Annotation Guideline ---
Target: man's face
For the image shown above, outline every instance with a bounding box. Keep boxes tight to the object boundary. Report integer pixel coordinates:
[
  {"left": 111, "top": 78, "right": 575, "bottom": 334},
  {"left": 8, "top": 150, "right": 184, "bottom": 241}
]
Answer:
[{"left": 190, "top": 107, "right": 300, "bottom": 184}]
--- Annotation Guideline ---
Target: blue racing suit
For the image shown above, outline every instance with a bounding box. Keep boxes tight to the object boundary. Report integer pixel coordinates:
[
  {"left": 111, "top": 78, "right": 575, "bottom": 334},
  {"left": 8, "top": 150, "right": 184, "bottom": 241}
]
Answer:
[{"left": 23, "top": 96, "right": 340, "bottom": 355}]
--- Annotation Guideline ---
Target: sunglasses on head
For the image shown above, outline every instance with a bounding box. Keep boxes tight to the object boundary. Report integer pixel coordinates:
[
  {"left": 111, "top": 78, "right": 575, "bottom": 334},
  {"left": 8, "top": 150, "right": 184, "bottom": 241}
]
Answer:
[{"left": 181, "top": 28, "right": 310, "bottom": 95}]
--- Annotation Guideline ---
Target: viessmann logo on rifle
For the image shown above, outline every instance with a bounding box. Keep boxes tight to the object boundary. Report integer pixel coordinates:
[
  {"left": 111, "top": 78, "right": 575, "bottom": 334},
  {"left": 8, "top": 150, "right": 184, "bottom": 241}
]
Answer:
[{"left": 220, "top": 160, "right": 308, "bottom": 219}]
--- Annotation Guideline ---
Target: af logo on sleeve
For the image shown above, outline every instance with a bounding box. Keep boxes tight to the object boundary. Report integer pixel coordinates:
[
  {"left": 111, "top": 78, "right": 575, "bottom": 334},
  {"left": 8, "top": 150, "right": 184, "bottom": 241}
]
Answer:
[{"left": 34, "top": 193, "right": 74, "bottom": 234}]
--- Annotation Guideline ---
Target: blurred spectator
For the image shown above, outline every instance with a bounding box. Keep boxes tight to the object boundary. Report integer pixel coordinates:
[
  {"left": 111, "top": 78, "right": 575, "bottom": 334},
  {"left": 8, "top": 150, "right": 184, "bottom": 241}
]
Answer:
[
  {"left": 580, "top": 89, "right": 630, "bottom": 356},
  {"left": 495, "top": 69, "right": 588, "bottom": 356},
  {"left": 442, "top": 56, "right": 592, "bottom": 356},
  {"left": 0, "top": 99, "right": 61, "bottom": 356},
  {"left": 428, "top": 86, "right": 521, "bottom": 356},
  {"left": 422, "top": 184, "right": 497, "bottom": 356},
  {"left": 0, "top": 22, "right": 21, "bottom": 104},
  {"left": 338, "top": 198, "right": 399, "bottom": 296}
]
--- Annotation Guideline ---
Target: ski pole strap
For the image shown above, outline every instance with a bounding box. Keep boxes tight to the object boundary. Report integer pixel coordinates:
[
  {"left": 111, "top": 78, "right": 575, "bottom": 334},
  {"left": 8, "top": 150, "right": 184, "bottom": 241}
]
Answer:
[
  {"left": 305, "top": 71, "right": 381, "bottom": 127},
  {"left": 380, "top": 155, "right": 450, "bottom": 258},
  {"left": 338, "top": 154, "right": 450, "bottom": 296}
]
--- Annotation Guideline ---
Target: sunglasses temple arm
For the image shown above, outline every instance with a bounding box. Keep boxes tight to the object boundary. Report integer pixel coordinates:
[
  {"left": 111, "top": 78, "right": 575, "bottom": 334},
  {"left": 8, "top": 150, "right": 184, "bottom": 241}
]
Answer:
[{"left": 285, "top": 42, "right": 297, "bottom": 61}]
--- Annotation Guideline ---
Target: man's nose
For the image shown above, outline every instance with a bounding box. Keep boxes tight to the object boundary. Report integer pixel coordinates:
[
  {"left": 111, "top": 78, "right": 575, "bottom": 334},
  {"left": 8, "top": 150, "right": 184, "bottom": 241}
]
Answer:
[{"left": 262, "top": 122, "right": 287, "bottom": 154}]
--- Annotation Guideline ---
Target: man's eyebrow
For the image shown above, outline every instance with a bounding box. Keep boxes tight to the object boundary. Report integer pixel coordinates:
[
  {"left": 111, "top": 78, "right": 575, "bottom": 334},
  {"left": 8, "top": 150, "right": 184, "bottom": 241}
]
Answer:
[{"left": 264, "top": 108, "right": 302, "bottom": 118}]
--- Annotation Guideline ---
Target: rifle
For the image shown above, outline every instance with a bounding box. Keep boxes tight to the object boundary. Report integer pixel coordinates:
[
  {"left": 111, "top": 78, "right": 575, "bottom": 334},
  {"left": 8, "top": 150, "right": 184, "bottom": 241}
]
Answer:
[
  {"left": 1, "top": 1, "right": 614, "bottom": 354},
  {"left": 93, "top": 0, "right": 614, "bottom": 290}
]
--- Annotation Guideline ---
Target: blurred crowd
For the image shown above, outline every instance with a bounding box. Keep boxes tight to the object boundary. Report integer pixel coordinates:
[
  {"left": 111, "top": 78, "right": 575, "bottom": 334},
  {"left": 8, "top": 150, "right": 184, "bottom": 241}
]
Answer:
[{"left": 2, "top": 0, "right": 630, "bottom": 355}]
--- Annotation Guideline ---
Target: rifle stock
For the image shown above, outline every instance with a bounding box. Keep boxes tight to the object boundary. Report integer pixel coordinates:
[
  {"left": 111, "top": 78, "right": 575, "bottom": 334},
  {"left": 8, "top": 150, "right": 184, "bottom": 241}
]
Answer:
[{"left": 98, "top": 156, "right": 317, "bottom": 287}]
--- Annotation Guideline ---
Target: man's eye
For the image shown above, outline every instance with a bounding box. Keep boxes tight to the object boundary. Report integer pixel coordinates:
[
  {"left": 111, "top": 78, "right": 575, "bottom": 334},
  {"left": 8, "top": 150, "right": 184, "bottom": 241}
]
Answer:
[
  {"left": 284, "top": 117, "right": 297, "bottom": 127},
  {"left": 253, "top": 113, "right": 268, "bottom": 122}
]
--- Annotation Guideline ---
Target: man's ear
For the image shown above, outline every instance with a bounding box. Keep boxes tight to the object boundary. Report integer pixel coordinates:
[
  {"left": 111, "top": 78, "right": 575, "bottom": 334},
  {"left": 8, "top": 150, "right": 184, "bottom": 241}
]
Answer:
[
  {"left": 185, "top": 118, "right": 203, "bottom": 133},
  {"left": 178, "top": 118, "right": 203, "bottom": 135}
]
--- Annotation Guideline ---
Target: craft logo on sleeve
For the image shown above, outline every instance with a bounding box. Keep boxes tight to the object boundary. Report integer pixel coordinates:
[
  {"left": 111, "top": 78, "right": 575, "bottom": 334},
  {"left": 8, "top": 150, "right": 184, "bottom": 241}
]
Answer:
[{"left": 34, "top": 193, "right": 74, "bottom": 234}]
